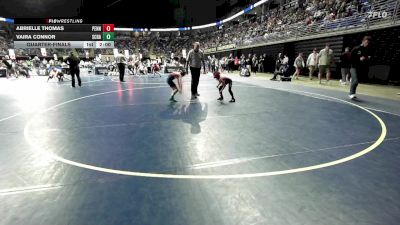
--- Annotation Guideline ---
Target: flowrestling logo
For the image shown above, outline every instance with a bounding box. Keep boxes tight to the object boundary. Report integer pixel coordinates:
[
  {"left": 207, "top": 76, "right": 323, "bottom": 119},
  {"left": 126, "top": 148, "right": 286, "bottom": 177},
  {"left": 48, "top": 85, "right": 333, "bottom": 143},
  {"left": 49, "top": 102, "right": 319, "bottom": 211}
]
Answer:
[
  {"left": 47, "top": 19, "right": 84, "bottom": 24},
  {"left": 367, "top": 11, "right": 390, "bottom": 19}
]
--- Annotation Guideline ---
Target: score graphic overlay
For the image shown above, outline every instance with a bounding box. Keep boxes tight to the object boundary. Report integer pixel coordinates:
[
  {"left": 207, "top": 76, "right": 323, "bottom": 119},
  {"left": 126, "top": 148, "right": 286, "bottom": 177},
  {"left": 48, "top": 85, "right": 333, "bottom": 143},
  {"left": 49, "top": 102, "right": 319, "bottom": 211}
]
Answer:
[{"left": 13, "top": 19, "right": 114, "bottom": 49}]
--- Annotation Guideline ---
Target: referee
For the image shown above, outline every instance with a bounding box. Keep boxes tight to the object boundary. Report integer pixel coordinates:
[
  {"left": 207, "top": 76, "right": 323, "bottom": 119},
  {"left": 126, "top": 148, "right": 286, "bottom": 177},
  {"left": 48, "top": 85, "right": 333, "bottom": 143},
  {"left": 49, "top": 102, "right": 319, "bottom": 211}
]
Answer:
[
  {"left": 186, "top": 42, "right": 206, "bottom": 100},
  {"left": 65, "top": 52, "right": 81, "bottom": 87},
  {"left": 116, "top": 51, "right": 127, "bottom": 82}
]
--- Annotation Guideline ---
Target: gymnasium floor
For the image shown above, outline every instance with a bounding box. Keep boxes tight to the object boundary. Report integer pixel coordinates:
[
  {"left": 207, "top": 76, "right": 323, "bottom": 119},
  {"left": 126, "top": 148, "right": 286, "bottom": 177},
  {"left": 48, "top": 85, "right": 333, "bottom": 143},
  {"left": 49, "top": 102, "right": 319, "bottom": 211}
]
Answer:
[{"left": 0, "top": 71, "right": 399, "bottom": 225}]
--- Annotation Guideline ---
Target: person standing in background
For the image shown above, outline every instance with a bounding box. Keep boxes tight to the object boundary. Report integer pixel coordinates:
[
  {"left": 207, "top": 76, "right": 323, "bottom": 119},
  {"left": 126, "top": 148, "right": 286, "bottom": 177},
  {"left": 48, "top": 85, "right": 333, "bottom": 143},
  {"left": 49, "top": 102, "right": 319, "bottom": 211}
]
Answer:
[
  {"left": 262, "top": 53, "right": 268, "bottom": 73},
  {"left": 220, "top": 57, "right": 226, "bottom": 73},
  {"left": 207, "top": 56, "right": 212, "bottom": 72},
  {"left": 340, "top": 47, "right": 352, "bottom": 85},
  {"left": 246, "top": 54, "right": 252, "bottom": 76},
  {"left": 234, "top": 56, "right": 239, "bottom": 71},
  {"left": 228, "top": 54, "right": 234, "bottom": 73},
  {"left": 211, "top": 55, "right": 217, "bottom": 73},
  {"left": 258, "top": 55, "right": 264, "bottom": 73},
  {"left": 252, "top": 54, "right": 258, "bottom": 75},
  {"left": 186, "top": 42, "right": 206, "bottom": 100},
  {"left": 349, "top": 36, "right": 372, "bottom": 100},
  {"left": 293, "top": 53, "right": 304, "bottom": 80},
  {"left": 239, "top": 55, "right": 245, "bottom": 70},
  {"left": 317, "top": 44, "right": 333, "bottom": 84},
  {"left": 65, "top": 52, "right": 81, "bottom": 87},
  {"left": 307, "top": 48, "right": 318, "bottom": 80}
]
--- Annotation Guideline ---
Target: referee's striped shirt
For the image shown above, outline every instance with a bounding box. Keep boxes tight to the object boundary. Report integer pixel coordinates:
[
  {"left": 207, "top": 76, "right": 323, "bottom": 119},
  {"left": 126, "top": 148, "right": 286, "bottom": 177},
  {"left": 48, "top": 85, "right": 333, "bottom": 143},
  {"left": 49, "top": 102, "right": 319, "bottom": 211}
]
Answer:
[
  {"left": 186, "top": 49, "right": 205, "bottom": 69},
  {"left": 116, "top": 54, "right": 126, "bottom": 64}
]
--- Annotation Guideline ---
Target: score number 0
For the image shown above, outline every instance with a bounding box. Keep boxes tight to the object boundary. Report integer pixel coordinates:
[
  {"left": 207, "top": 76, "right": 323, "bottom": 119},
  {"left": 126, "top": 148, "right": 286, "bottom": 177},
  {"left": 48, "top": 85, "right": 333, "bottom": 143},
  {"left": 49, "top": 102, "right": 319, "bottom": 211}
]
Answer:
[
  {"left": 102, "top": 24, "right": 115, "bottom": 41},
  {"left": 102, "top": 24, "right": 114, "bottom": 32}
]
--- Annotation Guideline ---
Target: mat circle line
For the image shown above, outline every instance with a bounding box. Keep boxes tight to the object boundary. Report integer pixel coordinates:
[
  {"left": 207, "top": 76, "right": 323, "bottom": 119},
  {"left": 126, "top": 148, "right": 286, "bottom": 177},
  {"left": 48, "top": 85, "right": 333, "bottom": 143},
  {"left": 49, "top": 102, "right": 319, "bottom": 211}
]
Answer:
[{"left": 22, "top": 85, "right": 387, "bottom": 179}]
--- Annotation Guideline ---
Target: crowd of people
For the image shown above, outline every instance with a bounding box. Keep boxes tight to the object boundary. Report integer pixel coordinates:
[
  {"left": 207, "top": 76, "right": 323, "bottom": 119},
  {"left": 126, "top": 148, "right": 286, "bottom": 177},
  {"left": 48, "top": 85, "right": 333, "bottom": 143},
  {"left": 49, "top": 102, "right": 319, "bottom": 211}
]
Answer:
[
  {"left": 0, "top": 31, "right": 375, "bottom": 100},
  {"left": 144, "top": 0, "right": 372, "bottom": 57},
  {"left": 197, "top": 0, "right": 371, "bottom": 49},
  {"left": 0, "top": 0, "right": 383, "bottom": 101},
  {"left": 0, "top": 22, "right": 12, "bottom": 56},
  {"left": 0, "top": 0, "right": 377, "bottom": 60}
]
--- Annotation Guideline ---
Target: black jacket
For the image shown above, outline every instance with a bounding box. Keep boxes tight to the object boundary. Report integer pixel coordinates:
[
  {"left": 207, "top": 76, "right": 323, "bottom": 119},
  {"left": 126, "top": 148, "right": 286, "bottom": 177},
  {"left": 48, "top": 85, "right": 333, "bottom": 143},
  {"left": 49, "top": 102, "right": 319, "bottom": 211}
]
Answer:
[
  {"left": 340, "top": 52, "right": 351, "bottom": 68},
  {"left": 65, "top": 56, "right": 80, "bottom": 70},
  {"left": 350, "top": 45, "right": 371, "bottom": 68}
]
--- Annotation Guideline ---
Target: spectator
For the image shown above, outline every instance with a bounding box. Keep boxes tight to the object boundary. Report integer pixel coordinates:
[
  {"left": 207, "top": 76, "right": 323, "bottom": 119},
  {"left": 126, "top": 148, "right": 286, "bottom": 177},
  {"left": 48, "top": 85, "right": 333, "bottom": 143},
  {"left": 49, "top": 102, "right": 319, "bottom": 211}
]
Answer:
[
  {"left": 307, "top": 48, "right": 318, "bottom": 80},
  {"left": 258, "top": 55, "right": 264, "bottom": 72},
  {"left": 317, "top": 44, "right": 333, "bottom": 84},
  {"left": 252, "top": 54, "right": 258, "bottom": 74},
  {"left": 246, "top": 54, "right": 252, "bottom": 75},
  {"left": 293, "top": 53, "right": 305, "bottom": 80},
  {"left": 228, "top": 54, "right": 234, "bottom": 73},
  {"left": 340, "top": 47, "right": 352, "bottom": 85}
]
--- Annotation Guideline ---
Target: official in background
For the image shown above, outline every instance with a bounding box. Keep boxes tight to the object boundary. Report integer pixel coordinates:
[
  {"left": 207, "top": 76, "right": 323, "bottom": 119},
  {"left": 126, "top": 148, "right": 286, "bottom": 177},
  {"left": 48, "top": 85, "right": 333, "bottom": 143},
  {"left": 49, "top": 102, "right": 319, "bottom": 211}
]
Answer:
[
  {"left": 349, "top": 36, "right": 372, "bottom": 100},
  {"left": 65, "top": 52, "right": 81, "bottom": 87},
  {"left": 116, "top": 51, "right": 127, "bottom": 82},
  {"left": 186, "top": 42, "right": 205, "bottom": 100}
]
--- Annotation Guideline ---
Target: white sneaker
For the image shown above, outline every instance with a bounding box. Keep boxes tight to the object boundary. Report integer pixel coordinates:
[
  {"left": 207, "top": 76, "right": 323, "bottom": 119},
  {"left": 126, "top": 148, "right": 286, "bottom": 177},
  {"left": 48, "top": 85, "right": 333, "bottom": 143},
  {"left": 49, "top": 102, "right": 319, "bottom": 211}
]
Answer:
[{"left": 349, "top": 94, "right": 356, "bottom": 100}]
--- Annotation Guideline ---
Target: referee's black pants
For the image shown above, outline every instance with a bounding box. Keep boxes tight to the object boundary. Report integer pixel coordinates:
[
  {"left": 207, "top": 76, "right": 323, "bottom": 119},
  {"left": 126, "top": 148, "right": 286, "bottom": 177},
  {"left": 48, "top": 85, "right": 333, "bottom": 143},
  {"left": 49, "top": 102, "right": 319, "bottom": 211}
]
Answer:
[
  {"left": 71, "top": 68, "right": 81, "bottom": 87},
  {"left": 190, "top": 67, "right": 201, "bottom": 96},
  {"left": 118, "top": 63, "right": 125, "bottom": 81}
]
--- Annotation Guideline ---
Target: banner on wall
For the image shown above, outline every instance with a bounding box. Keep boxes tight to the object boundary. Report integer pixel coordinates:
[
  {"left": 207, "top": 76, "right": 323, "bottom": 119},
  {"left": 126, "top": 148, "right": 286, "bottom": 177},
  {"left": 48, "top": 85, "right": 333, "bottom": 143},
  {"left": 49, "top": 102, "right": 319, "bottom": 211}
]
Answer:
[
  {"left": 217, "top": 43, "right": 236, "bottom": 51},
  {"left": 204, "top": 48, "right": 217, "bottom": 53}
]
